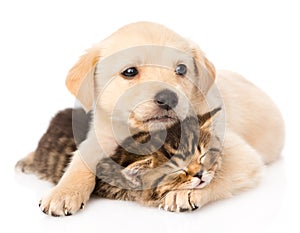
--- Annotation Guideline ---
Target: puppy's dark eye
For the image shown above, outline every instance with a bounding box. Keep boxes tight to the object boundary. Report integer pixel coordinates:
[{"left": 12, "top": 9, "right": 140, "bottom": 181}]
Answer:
[
  {"left": 121, "top": 67, "right": 138, "bottom": 79},
  {"left": 175, "top": 64, "right": 187, "bottom": 76}
]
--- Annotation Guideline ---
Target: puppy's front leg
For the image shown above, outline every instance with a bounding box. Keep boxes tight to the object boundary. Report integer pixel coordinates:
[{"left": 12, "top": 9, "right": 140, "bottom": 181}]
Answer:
[
  {"left": 39, "top": 150, "right": 96, "bottom": 216},
  {"left": 160, "top": 131, "right": 265, "bottom": 212}
]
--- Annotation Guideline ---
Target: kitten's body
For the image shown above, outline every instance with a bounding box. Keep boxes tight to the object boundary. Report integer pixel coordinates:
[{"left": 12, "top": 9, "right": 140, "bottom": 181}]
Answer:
[
  {"left": 94, "top": 112, "right": 221, "bottom": 206},
  {"left": 16, "top": 108, "right": 221, "bottom": 209},
  {"left": 16, "top": 108, "right": 91, "bottom": 184}
]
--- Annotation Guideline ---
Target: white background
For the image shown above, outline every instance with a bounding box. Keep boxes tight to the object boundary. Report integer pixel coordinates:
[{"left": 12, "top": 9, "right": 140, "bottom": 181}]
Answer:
[{"left": 0, "top": 0, "right": 299, "bottom": 232}]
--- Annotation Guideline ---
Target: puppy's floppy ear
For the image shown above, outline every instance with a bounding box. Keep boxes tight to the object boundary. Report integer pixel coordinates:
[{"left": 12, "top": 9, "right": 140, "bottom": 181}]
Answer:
[
  {"left": 65, "top": 46, "right": 100, "bottom": 112},
  {"left": 191, "top": 43, "right": 216, "bottom": 94}
]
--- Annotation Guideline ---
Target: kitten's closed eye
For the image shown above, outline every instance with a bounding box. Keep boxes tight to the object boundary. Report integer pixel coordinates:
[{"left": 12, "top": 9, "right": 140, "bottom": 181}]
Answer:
[
  {"left": 174, "top": 147, "right": 222, "bottom": 190},
  {"left": 193, "top": 149, "right": 221, "bottom": 189}
]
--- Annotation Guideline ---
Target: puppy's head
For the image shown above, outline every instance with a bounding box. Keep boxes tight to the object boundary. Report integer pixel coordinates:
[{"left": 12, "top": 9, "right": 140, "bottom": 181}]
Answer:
[{"left": 66, "top": 22, "right": 215, "bottom": 132}]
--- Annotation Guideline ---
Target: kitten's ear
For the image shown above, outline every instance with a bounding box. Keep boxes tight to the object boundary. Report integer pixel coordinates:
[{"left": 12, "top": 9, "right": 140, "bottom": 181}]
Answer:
[
  {"left": 121, "top": 157, "right": 154, "bottom": 187},
  {"left": 199, "top": 107, "right": 222, "bottom": 129}
]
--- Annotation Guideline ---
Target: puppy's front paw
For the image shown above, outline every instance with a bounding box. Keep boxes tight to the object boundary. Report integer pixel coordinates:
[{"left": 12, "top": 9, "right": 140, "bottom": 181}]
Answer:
[
  {"left": 159, "top": 190, "right": 200, "bottom": 212},
  {"left": 39, "top": 186, "right": 87, "bottom": 217}
]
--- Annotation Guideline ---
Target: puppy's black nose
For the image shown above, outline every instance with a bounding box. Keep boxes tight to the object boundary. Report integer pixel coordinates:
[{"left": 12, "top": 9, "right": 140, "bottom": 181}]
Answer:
[{"left": 154, "top": 89, "right": 178, "bottom": 110}]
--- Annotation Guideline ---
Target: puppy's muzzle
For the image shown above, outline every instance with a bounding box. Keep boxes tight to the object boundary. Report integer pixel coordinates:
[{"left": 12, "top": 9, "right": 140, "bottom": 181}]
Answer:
[{"left": 154, "top": 89, "right": 178, "bottom": 110}]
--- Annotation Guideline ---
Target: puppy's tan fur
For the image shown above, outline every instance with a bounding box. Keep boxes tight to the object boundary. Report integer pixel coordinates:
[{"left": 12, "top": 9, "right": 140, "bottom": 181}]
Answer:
[{"left": 36, "top": 22, "right": 284, "bottom": 215}]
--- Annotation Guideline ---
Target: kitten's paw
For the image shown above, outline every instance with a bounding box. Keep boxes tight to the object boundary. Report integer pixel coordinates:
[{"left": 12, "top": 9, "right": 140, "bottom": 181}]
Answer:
[
  {"left": 39, "top": 186, "right": 88, "bottom": 217},
  {"left": 15, "top": 152, "right": 35, "bottom": 174},
  {"left": 159, "top": 190, "right": 201, "bottom": 212}
]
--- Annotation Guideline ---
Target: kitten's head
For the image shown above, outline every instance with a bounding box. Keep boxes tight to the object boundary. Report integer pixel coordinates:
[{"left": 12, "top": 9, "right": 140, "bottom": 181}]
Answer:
[
  {"left": 122, "top": 146, "right": 221, "bottom": 190},
  {"left": 121, "top": 108, "right": 222, "bottom": 194}
]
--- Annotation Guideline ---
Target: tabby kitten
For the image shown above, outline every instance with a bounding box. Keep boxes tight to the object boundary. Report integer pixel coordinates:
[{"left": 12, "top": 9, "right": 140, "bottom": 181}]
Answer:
[
  {"left": 16, "top": 107, "right": 222, "bottom": 212},
  {"left": 94, "top": 108, "right": 222, "bottom": 209}
]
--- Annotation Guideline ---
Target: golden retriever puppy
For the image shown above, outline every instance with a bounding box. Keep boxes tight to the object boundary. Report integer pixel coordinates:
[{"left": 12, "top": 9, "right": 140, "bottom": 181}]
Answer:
[{"left": 34, "top": 22, "right": 284, "bottom": 216}]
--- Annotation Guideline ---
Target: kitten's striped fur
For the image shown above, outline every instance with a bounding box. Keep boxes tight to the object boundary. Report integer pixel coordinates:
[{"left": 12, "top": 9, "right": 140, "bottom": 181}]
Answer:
[
  {"left": 16, "top": 108, "right": 221, "bottom": 210},
  {"left": 16, "top": 108, "right": 91, "bottom": 184}
]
